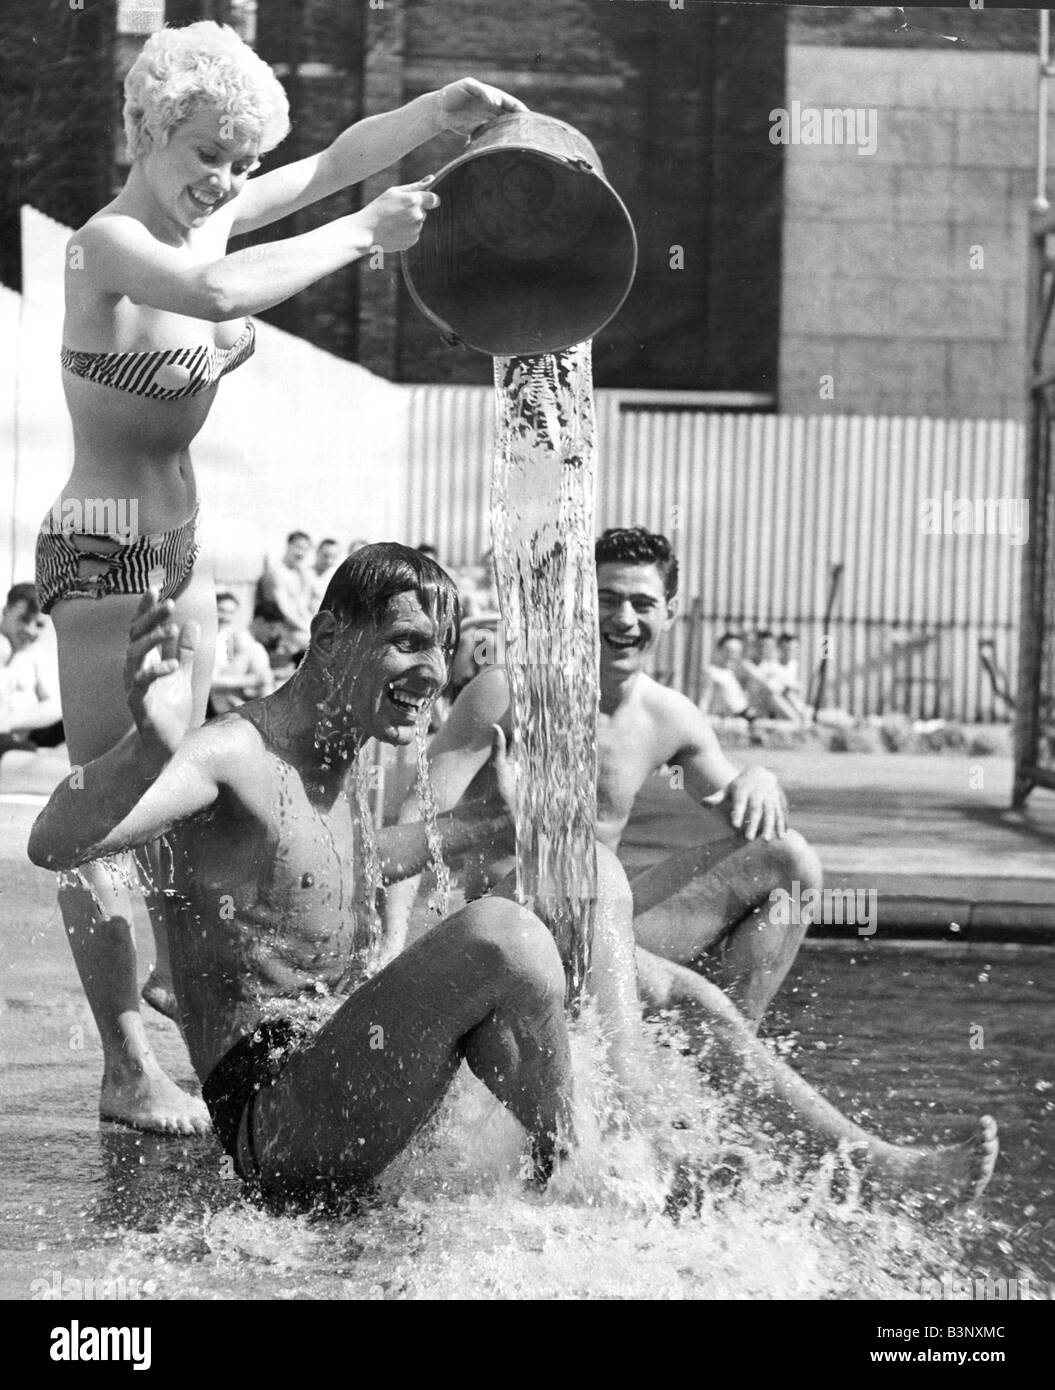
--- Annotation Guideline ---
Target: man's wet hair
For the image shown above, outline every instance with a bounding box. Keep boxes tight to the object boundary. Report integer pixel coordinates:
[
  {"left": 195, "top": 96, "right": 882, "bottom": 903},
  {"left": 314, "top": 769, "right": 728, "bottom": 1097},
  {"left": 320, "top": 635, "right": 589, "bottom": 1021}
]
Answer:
[
  {"left": 595, "top": 527, "right": 678, "bottom": 600},
  {"left": 5, "top": 582, "right": 40, "bottom": 615},
  {"left": 320, "top": 542, "right": 461, "bottom": 659},
  {"left": 287, "top": 530, "right": 311, "bottom": 545},
  {"left": 718, "top": 631, "right": 744, "bottom": 649}
]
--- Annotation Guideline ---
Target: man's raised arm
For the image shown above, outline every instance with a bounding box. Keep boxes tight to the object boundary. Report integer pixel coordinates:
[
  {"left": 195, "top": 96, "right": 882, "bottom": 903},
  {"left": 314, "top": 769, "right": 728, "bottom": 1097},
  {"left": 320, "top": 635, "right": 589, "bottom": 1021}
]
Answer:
[
  {"left": 28, "top": 596, "right": 220, "bottom": 870},
  {"left": 674, "top": 698, "right": 788, "bottom": 842},
  {"left": 378, "top": 723, "right": 515, "bottom": 888}
]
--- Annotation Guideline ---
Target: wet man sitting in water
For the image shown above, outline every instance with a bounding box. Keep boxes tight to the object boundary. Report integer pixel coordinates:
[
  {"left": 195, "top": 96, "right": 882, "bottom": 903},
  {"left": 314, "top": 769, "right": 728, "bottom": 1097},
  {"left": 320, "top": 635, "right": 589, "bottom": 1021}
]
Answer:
[
  {"left": 386, "top": 526, "right": 821, "bottom": 1029},
  {"left": 30, "top": 544, "right": 998, "bottom": 1206},
  {"left": 29, "top": 546, "right": 644, "bottom": 1201},
  {"left": 381, "top": 527, "right": 998, "bottom": 1203}
]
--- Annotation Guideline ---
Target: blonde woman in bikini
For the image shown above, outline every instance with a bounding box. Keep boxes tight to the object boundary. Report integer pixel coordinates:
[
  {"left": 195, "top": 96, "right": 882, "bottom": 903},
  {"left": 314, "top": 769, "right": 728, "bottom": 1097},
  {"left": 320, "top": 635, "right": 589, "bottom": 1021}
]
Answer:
[{"left": 41, "top": 20, "right": 524, "bottom": 1132}]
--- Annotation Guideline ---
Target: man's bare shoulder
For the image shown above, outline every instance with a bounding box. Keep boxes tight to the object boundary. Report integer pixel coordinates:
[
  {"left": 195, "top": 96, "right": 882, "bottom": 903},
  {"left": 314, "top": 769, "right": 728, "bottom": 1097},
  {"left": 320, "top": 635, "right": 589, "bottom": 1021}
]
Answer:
[
  {"left": 185, "top": 711, "right": 268, "bottom": 783},
  {"left": 637, "top": 673, "right": 710, "bottom": 745}
]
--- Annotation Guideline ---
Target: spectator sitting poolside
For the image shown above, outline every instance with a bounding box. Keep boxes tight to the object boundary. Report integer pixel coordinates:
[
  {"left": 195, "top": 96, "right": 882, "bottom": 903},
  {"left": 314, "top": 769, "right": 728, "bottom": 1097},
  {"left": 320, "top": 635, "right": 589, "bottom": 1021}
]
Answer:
[
  {"left": 742, "top": 630, "right": 805, "bottom": 724},
  {"left": 0, "top": 584, "right": 64, "bottom": 760},
  {"left": 777, "top": 633, "right": 807, "bottom": 714},
  {"left": 258, "top": 530, "right": 315, "bottom": 659},
  {"left": 309, "top": 538, "right": 343, "bottom": 613},
  {"left": 209, "top": 592, "right": 273, "bottom": 716},
  {"left": 250, "top": 599, "right": 301, "bottom": 684},
  {"left": 701, "top": 631, "right": 752, "bottom": 719}
]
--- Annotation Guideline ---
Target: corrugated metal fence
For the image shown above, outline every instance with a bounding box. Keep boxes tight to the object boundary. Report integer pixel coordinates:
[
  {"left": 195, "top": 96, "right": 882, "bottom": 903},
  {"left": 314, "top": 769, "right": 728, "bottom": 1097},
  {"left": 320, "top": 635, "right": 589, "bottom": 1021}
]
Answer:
[{"left": 405, "top": 391, "right": 1024, "bottom": 722}]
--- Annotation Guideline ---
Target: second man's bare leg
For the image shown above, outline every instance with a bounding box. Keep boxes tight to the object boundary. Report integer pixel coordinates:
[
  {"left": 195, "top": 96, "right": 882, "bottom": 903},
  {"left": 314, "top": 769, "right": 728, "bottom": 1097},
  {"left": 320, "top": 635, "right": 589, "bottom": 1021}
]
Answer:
[{"left": 630, "top": 827, "right": 822, "bottom": 1028}]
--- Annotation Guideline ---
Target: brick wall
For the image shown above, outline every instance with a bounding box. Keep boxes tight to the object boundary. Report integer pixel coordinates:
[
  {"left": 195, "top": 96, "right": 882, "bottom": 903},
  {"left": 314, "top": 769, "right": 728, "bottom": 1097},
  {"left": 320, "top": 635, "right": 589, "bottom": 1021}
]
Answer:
[{"left": 779, "top": 45, "right": 1043, "bottom": 419}]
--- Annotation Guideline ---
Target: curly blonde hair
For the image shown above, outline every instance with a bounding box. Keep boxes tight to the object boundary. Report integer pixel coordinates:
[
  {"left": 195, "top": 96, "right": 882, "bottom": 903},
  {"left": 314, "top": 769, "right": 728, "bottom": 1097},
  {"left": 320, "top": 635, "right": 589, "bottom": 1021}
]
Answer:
[{"left": 123, "top": 21, "right": 290, "bottom": 161}]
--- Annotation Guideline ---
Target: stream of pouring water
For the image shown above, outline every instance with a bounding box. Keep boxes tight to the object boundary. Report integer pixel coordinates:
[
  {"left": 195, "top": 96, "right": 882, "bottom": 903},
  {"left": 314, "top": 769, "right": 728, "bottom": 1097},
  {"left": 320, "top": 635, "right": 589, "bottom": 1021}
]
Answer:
[
  {"left": 490, "top": 342, "right": 599, "bottom": 1002},
  {"left": 414, "top": 719, "right": 452, "bottom": 916}
]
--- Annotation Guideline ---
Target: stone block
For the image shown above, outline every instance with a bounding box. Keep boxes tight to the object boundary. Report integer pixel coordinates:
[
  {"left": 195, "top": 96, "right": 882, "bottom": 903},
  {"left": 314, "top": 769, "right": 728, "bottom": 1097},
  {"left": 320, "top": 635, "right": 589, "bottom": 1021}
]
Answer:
[
  {"left": 834, "top": 220, "right": 950, "bottom": 280},
  {"left": 892, "top": 278, "right": 1005, "bottom": 341},
  {"left": 826, "top": 277, "right": 898, "bottom": 335},
  {"left": 869, "top": 106, "right": 955, "bottom": 166},
  {"left": 778, "top": 336, "right": 841, "bottom": 398},
  {"left": 948, "top": 224, "right": 1022, "bottom": 282},
  {"left": 948, "top": 341, "right": 1008, "bottom": 409},
  {"left": 830, "top": 724, "right": 884, "bottom": 753},
  {"left": 895, "top": 51, "right": 1034, "bottom": 114},
  {"left": 787, "top": 44, "right": 903, "bottom": 107},
  {"left": 953, "top": 112, "right": 1036, "bottom": 170},
  {"left": 785, "top": 157, "right": 900, "bottom": 220},
  {"left": 896, "top": 167, "right": 1014, "bottom": 226},
  {"left": 782, "top": 276, "right": 835, "bottom": 334},
  {"left": 782, "top": 217, "right": 846, "bottom": 273}
]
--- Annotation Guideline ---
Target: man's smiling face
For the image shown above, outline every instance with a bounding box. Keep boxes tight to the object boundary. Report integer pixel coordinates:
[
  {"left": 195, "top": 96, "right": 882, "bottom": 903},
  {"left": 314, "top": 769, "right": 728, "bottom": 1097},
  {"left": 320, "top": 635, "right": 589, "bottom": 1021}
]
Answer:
[
  {"left": 331, "top": 591, "right": 453, "bottom": 747},
  {"left": 596, "top": 562, "right": 677, "bottom": 676}
]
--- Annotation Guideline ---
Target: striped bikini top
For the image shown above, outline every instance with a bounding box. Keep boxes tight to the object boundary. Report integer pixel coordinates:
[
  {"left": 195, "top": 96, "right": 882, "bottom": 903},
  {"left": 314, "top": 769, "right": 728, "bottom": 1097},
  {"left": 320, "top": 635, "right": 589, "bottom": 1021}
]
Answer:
[{"left": 60, "top": 319, "right": 255, "bottom": 400}]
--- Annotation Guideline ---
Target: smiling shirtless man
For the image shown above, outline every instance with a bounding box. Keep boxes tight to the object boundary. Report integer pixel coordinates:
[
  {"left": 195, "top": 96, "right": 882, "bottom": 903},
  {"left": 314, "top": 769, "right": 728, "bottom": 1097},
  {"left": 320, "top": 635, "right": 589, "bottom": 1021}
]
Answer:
[
  {"left": 386, "top": 527, "right": 823, "bottom": 1028},
  {"left": 29, "top": 545, "right": 646, "bottom": 1202},
  {"left": 30, "top": 542, "right": 998, "bottom": 1206}
]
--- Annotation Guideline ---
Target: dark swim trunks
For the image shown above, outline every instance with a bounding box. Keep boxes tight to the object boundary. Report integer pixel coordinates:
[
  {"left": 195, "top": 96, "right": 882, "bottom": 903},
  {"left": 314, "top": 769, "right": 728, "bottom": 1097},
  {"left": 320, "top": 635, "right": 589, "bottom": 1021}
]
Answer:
[{"left": 203, "top": 1019, "right": 310, "bottom": 1181}]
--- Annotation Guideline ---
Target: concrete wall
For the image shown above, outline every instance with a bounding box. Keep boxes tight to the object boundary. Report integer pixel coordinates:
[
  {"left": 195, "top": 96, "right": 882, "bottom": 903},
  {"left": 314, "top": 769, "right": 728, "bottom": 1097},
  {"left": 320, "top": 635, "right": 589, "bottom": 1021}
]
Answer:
[{"left": 780, "top": 46, "right": 1044, "bottom": 419}]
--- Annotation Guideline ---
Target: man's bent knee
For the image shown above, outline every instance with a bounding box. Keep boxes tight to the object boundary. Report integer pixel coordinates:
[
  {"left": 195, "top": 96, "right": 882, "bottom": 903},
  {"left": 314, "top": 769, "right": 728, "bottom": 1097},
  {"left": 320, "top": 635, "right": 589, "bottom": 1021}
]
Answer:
[
  {"left": 457, "top": 898, "right": 566, "bottom": 999},
  {"left": 757, "top": 828, "right": 822, "bottom": 890}
]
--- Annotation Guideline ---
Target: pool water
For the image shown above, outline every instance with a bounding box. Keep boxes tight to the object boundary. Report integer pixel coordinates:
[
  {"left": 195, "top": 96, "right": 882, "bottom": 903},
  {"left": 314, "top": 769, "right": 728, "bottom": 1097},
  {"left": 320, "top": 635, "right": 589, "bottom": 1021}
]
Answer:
[{"left": 2, "top": 836, "right": 1051, "bottom": 1304}]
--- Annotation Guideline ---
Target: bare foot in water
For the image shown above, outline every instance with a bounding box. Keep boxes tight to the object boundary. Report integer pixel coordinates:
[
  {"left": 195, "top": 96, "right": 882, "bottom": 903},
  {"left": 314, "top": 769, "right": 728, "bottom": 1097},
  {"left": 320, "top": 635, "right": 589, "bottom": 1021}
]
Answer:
[
  {"left": 100, "top": 1055, "right": 210, "bottom": 1135},
  {"left": 857, "top": 1115, "right": 999, "bottom": 1204},
  {"left": 141, "top": 968, "right": 179, "bottom": 1021}
]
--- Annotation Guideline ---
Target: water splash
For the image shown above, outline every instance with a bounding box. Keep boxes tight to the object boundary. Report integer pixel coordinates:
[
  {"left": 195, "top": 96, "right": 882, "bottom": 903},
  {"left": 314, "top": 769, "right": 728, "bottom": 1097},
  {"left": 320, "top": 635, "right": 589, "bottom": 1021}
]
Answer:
[
  {"left": 56, "top": 852, "right": 140, "bottom": 920},
  {"left": 490, "top": 342, "right": 599, "bottom": 1002},
  {"left": 75, "top": 1009, "right": 998, "bottom": 1301},
  {"left": 353, "top": 746, "right": 384, "bottom": 969},
  {"left": 414, "top": 717, "right": 452, "bottom": 917}
]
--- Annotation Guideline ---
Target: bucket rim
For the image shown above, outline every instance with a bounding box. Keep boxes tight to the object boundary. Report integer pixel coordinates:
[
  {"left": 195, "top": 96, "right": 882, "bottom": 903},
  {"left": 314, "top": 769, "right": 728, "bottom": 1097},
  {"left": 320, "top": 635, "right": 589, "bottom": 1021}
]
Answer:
[
  {"left": 402, "top": 113, "right": 638, "bottom": 356},
  {"left": 427, "top": 140, "right": 608, "bottom": 187}
]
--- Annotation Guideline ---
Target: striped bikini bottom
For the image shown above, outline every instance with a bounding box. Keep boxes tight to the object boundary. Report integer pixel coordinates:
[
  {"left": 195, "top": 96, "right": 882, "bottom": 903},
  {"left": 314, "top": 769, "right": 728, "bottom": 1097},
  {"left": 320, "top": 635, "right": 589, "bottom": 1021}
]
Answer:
[{"left": 35, "top": 505, "right": 201, "bottom": 614}]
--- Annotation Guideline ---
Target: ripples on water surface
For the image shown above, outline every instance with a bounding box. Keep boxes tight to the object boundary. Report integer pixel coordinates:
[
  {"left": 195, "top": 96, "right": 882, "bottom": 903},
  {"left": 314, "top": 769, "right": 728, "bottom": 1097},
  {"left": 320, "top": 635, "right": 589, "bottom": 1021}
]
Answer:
[{"left": 3, "top": 944, "right": 1051, "bottom": 1300}]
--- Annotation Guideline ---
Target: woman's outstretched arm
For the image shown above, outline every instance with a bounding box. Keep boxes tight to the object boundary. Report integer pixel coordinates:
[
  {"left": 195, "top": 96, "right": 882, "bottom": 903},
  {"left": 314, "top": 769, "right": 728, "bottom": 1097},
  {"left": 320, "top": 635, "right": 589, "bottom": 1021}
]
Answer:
[{"left": 230, "top": 79, "right": 527, "bottom": 236}]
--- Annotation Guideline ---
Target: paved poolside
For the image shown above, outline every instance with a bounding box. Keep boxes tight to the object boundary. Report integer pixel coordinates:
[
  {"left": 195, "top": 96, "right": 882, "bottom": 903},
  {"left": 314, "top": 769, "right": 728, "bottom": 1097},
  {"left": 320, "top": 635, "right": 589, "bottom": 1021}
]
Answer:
[{"left": 624, "top": 749, "right": 1055, "bottom": 938}]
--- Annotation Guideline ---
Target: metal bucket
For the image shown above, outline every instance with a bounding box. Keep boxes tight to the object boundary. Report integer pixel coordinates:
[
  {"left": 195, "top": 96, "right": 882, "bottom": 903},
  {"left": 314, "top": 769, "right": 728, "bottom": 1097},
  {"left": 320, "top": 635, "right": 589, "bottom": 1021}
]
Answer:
[{"left": 402, "top": 112, "right": 637, "bottom": 357}]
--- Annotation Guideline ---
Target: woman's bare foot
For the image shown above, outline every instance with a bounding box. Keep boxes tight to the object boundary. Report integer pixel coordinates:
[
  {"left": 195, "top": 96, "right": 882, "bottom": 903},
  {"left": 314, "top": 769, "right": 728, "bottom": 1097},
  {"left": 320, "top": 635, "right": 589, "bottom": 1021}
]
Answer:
[
  {"left": 856, "top": 1115, "right": 999, "bottom": 1204},
  {"left": 141, "top": 968, "right": 179, "bottom": 1021},
  {"left": 100, "top": 1053, "right": 210, "bottom": 1135}
]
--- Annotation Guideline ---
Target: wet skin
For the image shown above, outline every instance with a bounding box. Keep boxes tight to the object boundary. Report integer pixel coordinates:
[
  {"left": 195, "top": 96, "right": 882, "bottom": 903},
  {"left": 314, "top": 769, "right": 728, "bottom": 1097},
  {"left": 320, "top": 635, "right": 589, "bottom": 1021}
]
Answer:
[
  {"left": 386, "top": 560, "right": 813, "bottom": 1026},
  {"left": 423, "top": 560, "right": 778, "bottom": 868},
  {"left": 156, "top": 712, "right": 366, "bottom": 1080},
  {"left": 29, "top": 589, "right": 582, "bottom": 1194},
  {"left": 115, "top": 590, "right": 456, "bottom": 1079}
]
